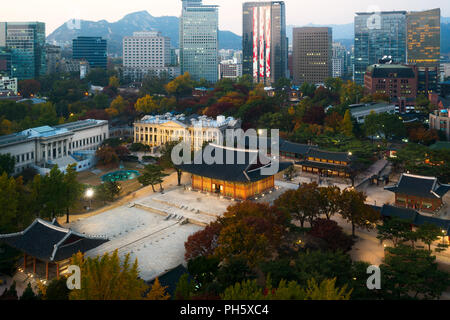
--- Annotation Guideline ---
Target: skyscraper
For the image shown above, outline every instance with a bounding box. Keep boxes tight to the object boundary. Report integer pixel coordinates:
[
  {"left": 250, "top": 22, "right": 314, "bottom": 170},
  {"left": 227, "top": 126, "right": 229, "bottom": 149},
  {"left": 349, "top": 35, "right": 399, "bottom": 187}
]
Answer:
[
  {"left": 242, "top": 1, "right": 287, "bottom": 85},
  {"left": 354, "top": 11, "right": 407, "bottom": 85},
  {"left": 0, "top": 22, "right": 46, "bottom": 80},
  {"left": 123, "top": 31, "right": 179, "bottom": 82},
  {"left": 293, "top": 27, "right": 332, "bottom": 85},
  {"left": 407, "top": 8, "right": 441, "bottom": 94},
  {"left": 180, "top": 0, "right": 219, "bottom": 83},
  {"left": 73, "top": 36, "right": 107, "bottom": 69}
]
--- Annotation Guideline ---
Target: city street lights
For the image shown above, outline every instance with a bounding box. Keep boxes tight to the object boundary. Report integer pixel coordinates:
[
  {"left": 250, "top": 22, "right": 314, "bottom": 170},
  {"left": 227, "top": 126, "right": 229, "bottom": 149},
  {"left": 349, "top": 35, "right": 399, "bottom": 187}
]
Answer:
[{"left": 86, "top": 188, "right": 94, "bottom": 210}]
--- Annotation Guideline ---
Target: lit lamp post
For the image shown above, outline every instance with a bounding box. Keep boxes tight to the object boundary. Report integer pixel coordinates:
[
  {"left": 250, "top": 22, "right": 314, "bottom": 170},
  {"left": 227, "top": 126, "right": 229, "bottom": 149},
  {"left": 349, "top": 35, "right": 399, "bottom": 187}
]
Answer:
[{"left": 86, "top": 188, "right": 94, "bottom": 210}]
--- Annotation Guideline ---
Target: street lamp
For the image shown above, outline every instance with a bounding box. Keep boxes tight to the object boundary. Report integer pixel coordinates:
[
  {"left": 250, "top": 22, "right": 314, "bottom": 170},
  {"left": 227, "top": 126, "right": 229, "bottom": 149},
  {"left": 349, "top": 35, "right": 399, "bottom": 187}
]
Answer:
[{"left": 86, "top": 188, "right": 94, "bottom": 209}]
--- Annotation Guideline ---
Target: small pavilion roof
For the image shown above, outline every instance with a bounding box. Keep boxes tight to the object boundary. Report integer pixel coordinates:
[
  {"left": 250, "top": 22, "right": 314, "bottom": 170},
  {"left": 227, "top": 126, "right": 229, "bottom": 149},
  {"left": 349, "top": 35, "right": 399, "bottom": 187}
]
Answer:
[
  {"left": 0, "top": 219, "right": 108, "bottom": 262},
  {"left": 385, "top": 174, "right": 450, "bottom": 199}
]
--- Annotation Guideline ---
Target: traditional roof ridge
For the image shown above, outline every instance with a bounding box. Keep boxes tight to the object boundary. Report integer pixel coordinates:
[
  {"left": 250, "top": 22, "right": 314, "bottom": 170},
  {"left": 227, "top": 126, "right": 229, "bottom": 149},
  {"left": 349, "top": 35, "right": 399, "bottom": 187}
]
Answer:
[
  {"left": 210, "top": 143, "right": 259, "bottom": 154},
  {"left": 35, "top": 218, "right": 70, "bottom": 234},
  {"left": 401, "top": 173, "right": 438, "bottom": 181}
]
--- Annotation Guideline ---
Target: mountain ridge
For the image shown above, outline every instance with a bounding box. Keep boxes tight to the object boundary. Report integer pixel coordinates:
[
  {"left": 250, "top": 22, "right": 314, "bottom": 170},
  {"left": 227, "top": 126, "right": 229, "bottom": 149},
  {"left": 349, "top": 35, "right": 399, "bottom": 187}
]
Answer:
[{"left": 47, "top": 11, "right": 450, "bottom": 55}]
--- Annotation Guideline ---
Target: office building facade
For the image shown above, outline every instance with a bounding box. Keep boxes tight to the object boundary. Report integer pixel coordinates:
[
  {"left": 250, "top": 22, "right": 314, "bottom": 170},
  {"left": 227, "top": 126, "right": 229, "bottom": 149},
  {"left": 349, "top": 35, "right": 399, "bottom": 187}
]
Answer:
[
  {"left": 354, "top": 11, "right": 407, "bottom": 85},
  {"left": 0, "top": 22, "right": 46, "bottom": 80},
  {"left": 73, "top": 36, "right": 107, "bottom": 69},
  {"left": 242, "top": 1, "right": 287, "bottom": 85},
  {"left": 123, "top": 31, "right": 180, "bottom": 81},
  {"left": 293, "top": 27, "right": 332, "bottom": 85},
  {"left": 180, "top": 0, "right": 219, "bottom": 83},
  {"left": 407, "top": 8, "right": 440, "bottom": 94}
]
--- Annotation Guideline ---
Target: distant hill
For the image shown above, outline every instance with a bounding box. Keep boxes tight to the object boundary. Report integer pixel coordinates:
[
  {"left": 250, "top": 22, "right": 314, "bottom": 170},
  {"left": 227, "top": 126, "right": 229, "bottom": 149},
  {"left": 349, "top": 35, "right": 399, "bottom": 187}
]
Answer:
[
  {"left": 47, "top": 12, "right": 450, "bottom": 56},
  {"left": 47, "top": 11, "right": 242, "bottom": 55}
]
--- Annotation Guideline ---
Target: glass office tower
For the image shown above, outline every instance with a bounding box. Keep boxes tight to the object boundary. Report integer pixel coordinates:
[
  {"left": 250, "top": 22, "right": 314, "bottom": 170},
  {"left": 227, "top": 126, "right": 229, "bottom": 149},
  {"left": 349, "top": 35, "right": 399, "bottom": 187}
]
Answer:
[
  {"left": 243, "top": 1, "right": 287, "bottom": 85},
  {"left": 354, "top": 11, "right": 407, "bottom": 85},
  {"left": 73, "top": 36, "right": 107, "bottom": 69},
  {"left": 0, "top": 22, "right": 46, "bottom": 80},
  {"left": 180, "top": 0, "right": 219, "bottom": 83},
  {"left": 0, "top": 48, "right": 12, "bottom": 77},
  {"left": 407, "top": 8, "right": 441, "bottom": 94}
]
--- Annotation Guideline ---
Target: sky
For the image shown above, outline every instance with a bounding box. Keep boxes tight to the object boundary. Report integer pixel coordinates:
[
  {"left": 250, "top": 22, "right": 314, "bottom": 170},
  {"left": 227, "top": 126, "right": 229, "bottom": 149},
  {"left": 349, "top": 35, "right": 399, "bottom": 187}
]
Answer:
[{"left": 1, "top": 0, "right": 449, "bottom": 36}]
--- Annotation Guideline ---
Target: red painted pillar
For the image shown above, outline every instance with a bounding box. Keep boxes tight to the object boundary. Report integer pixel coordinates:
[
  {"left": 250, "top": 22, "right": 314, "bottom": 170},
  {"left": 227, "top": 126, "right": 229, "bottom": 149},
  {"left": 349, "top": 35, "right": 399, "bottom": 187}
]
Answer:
[
  {"left": 23, "top": 254, "right": 27, "bottom": 272},
  {"left": 56, "top": 263, "right": 60, "bottom": 279},
  {"left": 45, "top": 262, "right": 49, "bottom": 280},
  {"left": 33, "top": 258, "right": 36, "bottom": 274}
]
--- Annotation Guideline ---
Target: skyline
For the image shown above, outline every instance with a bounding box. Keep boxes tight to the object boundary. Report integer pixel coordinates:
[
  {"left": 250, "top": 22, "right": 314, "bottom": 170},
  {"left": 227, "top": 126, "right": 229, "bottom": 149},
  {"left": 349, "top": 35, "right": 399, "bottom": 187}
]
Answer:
[{"left": 0, "top": 0, "right": 448, "bottom": 36}]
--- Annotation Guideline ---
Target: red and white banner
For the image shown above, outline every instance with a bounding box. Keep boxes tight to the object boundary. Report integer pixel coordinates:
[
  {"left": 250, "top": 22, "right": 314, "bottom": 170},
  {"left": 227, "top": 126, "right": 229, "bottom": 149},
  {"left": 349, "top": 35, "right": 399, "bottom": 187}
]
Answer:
[
  {"left": 252, "top": 7, "right": 258, "bottom": 79},
  {"left": 259, "top": 6, "right": 265, "bottom": 78},
  {"left": 265, "top": 8, "right": 271, "bottom": 80}
]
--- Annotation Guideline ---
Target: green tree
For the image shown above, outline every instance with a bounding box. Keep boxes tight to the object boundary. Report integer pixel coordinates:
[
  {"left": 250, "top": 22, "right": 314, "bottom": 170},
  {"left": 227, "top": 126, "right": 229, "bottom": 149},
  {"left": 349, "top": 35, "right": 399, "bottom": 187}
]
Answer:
[
  {"left": 96, "top": 181, "right": 121, "bottom": 204},
  {"left": 377, "top": 217, "right": 414, "bottom": 247},
  {"left": 44, "top": 277, "right": 70, "bottom": 300},
  {"left": 0, "top": 172, "right": 20, "bottom": 233},
  {"left": 159, "top": 140, "right": 184, "bottom": 186},
  {"left": 63, "top": 164, "right": 83, "bottom": 223},
  {"left": 0, "top": 153, "right": 15, "bottom": 176},
  {"left": 174, "top": 274, "right": 196, "bottom": 300},
  {"left": 380, "top": 245, "right": 450, "bottom": 300},
  {"left": 138, "top": 164, "right": 168, "bottom": 192},
  {"left": 20, "top": 283, "right": 39, "bottom": 300},
  {"left": 416, "top": 223, "right": 442, "bottom": 252},
  {"left": 338, "top": 189, "right": 380, "bottom": 237}
]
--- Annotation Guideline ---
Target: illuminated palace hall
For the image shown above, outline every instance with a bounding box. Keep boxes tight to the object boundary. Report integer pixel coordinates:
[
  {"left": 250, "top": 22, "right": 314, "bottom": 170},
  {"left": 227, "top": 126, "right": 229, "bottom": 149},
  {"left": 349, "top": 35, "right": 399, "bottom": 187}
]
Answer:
[{"left": 176, "top": 144, "right": 292, "bottom": 200}]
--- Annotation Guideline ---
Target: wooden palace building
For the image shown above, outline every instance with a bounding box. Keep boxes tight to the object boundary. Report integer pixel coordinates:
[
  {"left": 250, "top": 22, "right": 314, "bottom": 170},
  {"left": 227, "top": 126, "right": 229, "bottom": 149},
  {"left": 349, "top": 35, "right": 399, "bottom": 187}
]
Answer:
[
  {"left": 298, "top": 148, "right": 354, "bottom": 178},
  {"left": 0, "top": 218, "right": 108, "bottom": 280},
  {"left": 385, "top": 174, "right": 450, "bottom": 213},
  {"left": 176, "top": 144, "right": 292, "bottom": 200}
]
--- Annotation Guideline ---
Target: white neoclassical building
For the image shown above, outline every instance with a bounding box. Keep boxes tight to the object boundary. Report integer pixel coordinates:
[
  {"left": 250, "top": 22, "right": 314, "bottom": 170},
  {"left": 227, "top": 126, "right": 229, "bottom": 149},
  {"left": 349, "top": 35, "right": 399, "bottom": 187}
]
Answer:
[
  {"left": 134, "top": 114, "right": 241, "bottom": 151},
  {"left": 0, "top": 119, "right": 109, "bottom": 175}
]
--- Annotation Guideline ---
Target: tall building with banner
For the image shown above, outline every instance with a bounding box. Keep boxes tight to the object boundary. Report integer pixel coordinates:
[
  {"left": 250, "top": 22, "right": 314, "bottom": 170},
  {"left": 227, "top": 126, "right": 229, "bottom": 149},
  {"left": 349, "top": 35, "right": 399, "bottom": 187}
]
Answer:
[{"left": 243, "top": 1, "right": 287, "bottom": 85}]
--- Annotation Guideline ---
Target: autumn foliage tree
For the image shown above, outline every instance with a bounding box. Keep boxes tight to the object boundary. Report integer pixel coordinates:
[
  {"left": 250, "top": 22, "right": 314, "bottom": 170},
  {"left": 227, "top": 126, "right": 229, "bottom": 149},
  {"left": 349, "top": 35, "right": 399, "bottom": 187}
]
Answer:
[
  {"left": 96, "top": 146, "right": 119, "bottom": 167},
  {"left": 309, "top": 219, "right": 354, "bottom": 253},
  {"left": 69, "top": 251, "right": 148, "bottom": 300},
  {"left": 185, "top": 222, "right": 223, "bottom": 260}
]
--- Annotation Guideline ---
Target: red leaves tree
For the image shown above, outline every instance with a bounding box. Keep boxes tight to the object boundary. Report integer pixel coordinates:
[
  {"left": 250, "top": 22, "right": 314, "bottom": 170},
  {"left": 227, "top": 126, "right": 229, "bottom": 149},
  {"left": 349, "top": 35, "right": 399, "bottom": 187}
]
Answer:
[
  {"left": 185, "top": 222, "right": 222, "bottom": 261},
  {"left": 309, "top": 219, "right": 354, "bottom": 252},
  {"left": 96, "top": 146, "right": 119, "bottom": 167}
]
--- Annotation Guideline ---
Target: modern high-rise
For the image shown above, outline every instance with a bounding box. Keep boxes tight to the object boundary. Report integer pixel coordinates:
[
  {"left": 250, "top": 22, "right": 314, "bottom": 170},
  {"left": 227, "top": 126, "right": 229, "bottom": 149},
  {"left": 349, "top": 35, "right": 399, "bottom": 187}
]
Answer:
[
  {"left": 0, "top": 48, "right": 12, "bottom": 77},
  {"left": 332, "top": 42, "right": 349, "bottom": 79},
  {"left": 72, "top": 36, "right": 107, "bottom": 69},
  {"left": 242, "top": 1, "right": 287, "bottom": 85},
  {"left": 293, "top": 27, "right": 332, "bottom": 85},
  {"left": 180, "top": 0, "right": 219, "bottom": 83},
  {"left": 407, "top": 8, "right": 441, "bottom": 94},
  {"left": 354, "top": 11, "right": 407, "bottom": 85},
  {"left": 45, "top": 44, "right": 61, "bottom": 75},
  {"left": 123, "top": 31, "right": 180, "bottom": 81},
  {"left": 0, "top": 22, "right": 46, "bottom": 80}
]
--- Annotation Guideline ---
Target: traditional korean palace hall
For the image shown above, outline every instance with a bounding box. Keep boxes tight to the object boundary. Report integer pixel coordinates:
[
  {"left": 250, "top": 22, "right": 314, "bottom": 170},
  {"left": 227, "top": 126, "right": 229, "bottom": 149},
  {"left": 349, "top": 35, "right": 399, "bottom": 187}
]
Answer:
[
  {"left": 0, "top": 219, "right": 108, "bottom": 280},
  {"left": 176, "top": 144, "right": 292, "bottom": 201},
  {"left": 385, "top": 174, "right": 450, "bottom": 213}
]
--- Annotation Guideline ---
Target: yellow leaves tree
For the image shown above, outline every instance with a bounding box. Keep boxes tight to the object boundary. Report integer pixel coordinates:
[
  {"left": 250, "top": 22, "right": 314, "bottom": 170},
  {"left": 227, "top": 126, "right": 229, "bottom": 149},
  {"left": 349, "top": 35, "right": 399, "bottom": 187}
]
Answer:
[
  {"left": 165, "top": 72, "right": 194, "bottom": 100},
  {"left": 135, "top": 95, "right": 160, "bottom": 114},
  {"left": 340, "top": 110, "right": 354, "bottom": 137},
  {"left": 0, "top": 119, "right": 13, "bottom": 135},
  {"left": 69, "top": 250, "right": 148, "bottom": 300},
  {"left": 110, "top": 95, "right": 127, "bottom": 114},
  {"left": 109, "top": 76, "right": 120, "bottom": 89},
  {"left": 146, "top": 278, "right": 171, "bottom": 300}
]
